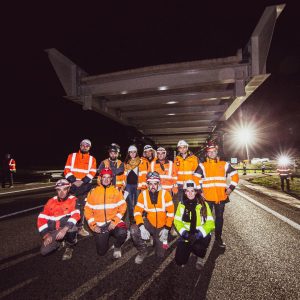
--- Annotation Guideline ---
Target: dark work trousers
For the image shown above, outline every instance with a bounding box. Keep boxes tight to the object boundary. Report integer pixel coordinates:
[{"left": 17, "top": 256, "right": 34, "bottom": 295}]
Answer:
[
  {"left": 40, "top": 228, "right": 77, "bottom": 256},
  {"left": 70, "top": 183, "right": 93, "bottom": 228},
  {"left": 175, "top": 235, "right": 211, "bottom": 266},
  {"left": 1, "top": 170, "right": 13, "bottom": 188},
  {"left": 280, "top": 176, "right": 290, "bottom": 192},
  {"left": 125, "top": 184, "right": 139, "bottom": 221},
  {"left": 94, "top": 226, "right": 127, "bottom": 256},
  {"left": 130, "top": 218, "right": 166, "bottom": 258},
  {"left": 207, "top": 201, "right": 226, "bottom": 239}
]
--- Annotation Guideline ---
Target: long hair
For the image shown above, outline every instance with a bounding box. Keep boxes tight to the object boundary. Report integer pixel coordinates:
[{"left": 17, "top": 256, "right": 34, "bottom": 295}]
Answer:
[
  {"left": 124, "top": 152, "right": 139, "bottom": 164},
  {"left": 195, "top": 192, "right": 207, "bottom": 222}
]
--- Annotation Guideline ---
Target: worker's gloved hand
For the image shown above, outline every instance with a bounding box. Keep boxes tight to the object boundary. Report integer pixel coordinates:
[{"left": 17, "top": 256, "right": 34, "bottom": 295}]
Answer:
[
  {"left": 195, "top": 230, "right": 203, "bottom": 239},
  {"left": 159, "top": 228, "right": 169, "bottom": 243},
  {"left": 181, "top": 230, "right": 189, "bottom": 240},
  {"left": 73, "top": 180, "right": 83, "bottom": 187},
  {"left": 139, "top": 225, "right": 150, "bottom": 240}
]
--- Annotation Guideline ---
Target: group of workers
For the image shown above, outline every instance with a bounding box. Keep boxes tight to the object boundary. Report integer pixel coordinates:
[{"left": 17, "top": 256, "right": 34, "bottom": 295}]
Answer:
[{"left": 37, "top": 138, "right": 239, "bottom": 269}]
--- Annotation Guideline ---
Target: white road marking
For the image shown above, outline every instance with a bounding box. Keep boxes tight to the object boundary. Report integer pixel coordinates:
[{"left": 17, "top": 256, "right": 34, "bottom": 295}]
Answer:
[
  {"left": 96, "top": 288, "right": 118, "bottom": 300},
  {"left": 0, "top": 185, "right": 54, "bottom": 195},
  {"left": 129, "top": 238, "right": 178, "bottom": 300},
  {"left": 0, "top": 277, "right": 38, "bottom": 299},
  {"left": 235, "top": 189, "right": 300, "bottom": 231},
  {"left": 0, "top": 205, "right": 44, "bottom": 220}
]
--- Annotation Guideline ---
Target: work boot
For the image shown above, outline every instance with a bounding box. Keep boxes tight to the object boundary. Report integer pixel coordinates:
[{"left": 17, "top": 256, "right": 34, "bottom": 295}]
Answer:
[
  {"left": 196, "top": 257, "right": 205, "bottom": 271},
  {"left": 215, "top": 237, "right": 226, "bottom": 248},
  {"left": 78, "top": 227, "right": 90, "bottom": 237},
  {"left": 113, "top": 247, "right": 122, "bottom": 259},
  {"left": 135, "top": 250, "right": 148, "bottom": 264},
  {"left": 62, "top": 247, "right": 73, "bottom": 260},
  {"left": 58, "top": 241, "right": 66, "bottom": 251}
]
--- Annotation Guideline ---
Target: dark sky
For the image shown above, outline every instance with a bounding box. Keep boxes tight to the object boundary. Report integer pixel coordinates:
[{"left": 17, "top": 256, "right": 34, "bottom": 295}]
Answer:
[{"left": 1, "top": 0, "right": 299, "bottom": 168}]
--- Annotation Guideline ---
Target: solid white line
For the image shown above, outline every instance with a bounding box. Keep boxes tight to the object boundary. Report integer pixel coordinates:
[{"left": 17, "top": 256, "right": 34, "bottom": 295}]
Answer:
[
  {"left": 235, "top": 190, "right": 300, "bottom": 231},
  {"left": 0, "top": 253, "right": 40, "bottom": 271},
  {"left": 0, "top": 276, "right": 38, "bottom": 298},
  {"left": 0, "top": 185, "right": 54, "bottom": 195},
  {"left": 0, "top": 205, "right": 44, "bottom": 220}
]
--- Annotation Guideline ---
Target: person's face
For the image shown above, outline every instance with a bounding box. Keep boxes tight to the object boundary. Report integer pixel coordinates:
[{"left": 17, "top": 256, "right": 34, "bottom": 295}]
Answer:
[
  {"left": 148, "top": 181, "right": 159, "bottom": 193},
  {"left": 56, "top": 187, "right": 69, "bottom": 199},
  {"left": 109, "top": 151, "right": 118, "bottom": 160},
  {"left": 185, "top": 188, "right": 196, "bottom": 200},
  {"left": 207, "top": 149, "right": 218, "bottom": 159},
  {"left": 80, "top": 143, "right": 90, "bottom": 153},
  {"left": 178, "top": 146, "right": 188, "bottom": 155},
  {"left": 144, "top": 150, "right": 152, "bottom": 158},
  {"left": 129, "top": 151, "right": 137, "bottom": 158},
  {"left": 101, "top": 174, "right": 112, "bottom": 186},
  {"left": 157, "top": 151, "right": 166, "bottom": 161}
]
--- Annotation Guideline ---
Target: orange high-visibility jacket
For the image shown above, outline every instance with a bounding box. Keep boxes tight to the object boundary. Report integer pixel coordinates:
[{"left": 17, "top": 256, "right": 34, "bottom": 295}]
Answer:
[
  {"left": 134, "top": 189, "right": 174, "bottom": 229},
  {"left": 137, "top": 157, "right": 154, "bottom": 190},
  {"left": 37, "top": 195, "right": 80, "bottom": 237},
  {"left": 85, "top": 184, "right": 126, "bottom": 230},
  {"left": 196, "top": 158, "right": 239, "bottom": 203},
  {"left": 174, "top": 153, "right": 199, "bottom": 187},
  {"left": 9, "top": 159, "right": 16, "bottom": 172},
  {"left": 277, "top": 167, "right": 292, "bottom": 177},
  {"left": 102, "top": 159, "right": 125, "bottom": 188},
  {"left": 64, "top": 151, "right": 97, "bottom": 183},
  {"left": 150, "top": 160, "right": 177, "bottom": 191}
]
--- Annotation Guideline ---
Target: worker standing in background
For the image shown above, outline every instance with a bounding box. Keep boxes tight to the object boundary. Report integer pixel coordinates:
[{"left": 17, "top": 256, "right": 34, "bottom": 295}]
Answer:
[{"left": 1, "top": 153, "right": 16, "bottom": 188}]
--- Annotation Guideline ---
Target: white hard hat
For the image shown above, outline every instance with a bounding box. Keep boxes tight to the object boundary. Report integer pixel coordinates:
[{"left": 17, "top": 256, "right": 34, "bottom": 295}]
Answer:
[
  {"left": 128, "top": 145, "right": 138, "bottom": 152},
  {"left": 55, "top": 179, "right": 71, "bottom": 189},
  {"left": 157, "top": 147, "right": 166, "bottom": 154},
  {"left": 144, "top": 145, "right": 154, "bottom": 151},
  {"left": 80, "top": 139, "right": 92, "bottom": 147},
  {"left": 183, "top": 180, "right": 197, "bottom": 190},
  {"left": 177, "top": 140, "right": 188, "bottom": 148}
]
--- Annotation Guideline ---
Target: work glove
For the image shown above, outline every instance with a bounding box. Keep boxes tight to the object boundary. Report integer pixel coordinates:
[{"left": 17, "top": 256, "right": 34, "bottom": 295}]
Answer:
[
  {"left": 139, "top": 224, "right": 150, "bottom": 240},
  {"left": 181, "top": 230, "right": 189, "bottom": 240},
  {"left": 159, "top": 228, "right": 169, "bottom": 243},
  {"left": 195, "top": 230, "right": 203, "bottom": 240}
]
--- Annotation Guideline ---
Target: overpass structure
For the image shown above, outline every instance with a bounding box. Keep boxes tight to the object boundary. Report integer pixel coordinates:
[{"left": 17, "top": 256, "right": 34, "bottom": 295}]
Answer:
[{"left": 46, "top": 5, "right": 285, "bottom": 148}]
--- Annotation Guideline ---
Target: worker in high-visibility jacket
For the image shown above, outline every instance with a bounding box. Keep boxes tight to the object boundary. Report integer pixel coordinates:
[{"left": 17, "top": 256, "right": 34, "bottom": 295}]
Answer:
[
  {"left": 37, "top": 179, "right": 81, "bottom": 260},
  {"left": 174, "top": 180, "right": 215, "bottom": 270},
  {"left": 98, "top": 143, "right": 125, "bottom": 190},
  {"left": 277, "top": 164, "right": 292, "bottom": 192},
  {"left": 85, "top": 168, "right": 127, "bottom": 259},
  {"left": 137, "top": 145, "right": 156, "bottom": 191},
  {"left": 174, "top": 140, "right": 200, "bottom": 202},
  {"left": 1, "top": 153, "right": 16, "bottom": 188},
  {"left": 130, "top": 171, "right": 174, "bottom": 264},
  {"left": 64, "top": 139, "right": 97, "bottom": 237},
  {"left": 150, "top": 147, "right": 177, "bottom": 194},
  {"left": 196, "top": 141, "right": 239, "bottom": 248}
]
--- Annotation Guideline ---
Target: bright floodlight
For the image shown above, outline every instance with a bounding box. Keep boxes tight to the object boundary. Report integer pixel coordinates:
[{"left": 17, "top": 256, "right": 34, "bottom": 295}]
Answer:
[
  {"left": 235, "top": 127, "right": 255, "bottom": 145},
  {"left": 278, "top": 155, "right": 290, "bottom": 166}
]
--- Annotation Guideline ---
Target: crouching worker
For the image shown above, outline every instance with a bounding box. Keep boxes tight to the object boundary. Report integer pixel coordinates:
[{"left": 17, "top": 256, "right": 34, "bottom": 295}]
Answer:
[
  {"left": 84, "top": 168, "right": 127, "bottom": 259},
  {"left": 37, "top": 179, "right": 80, "bottom": 260},
  {"left": 130, "top": 171, "right": 174, "bottom": 264},
  {"left": 174, "top": 180, "right": 215, "bottom": 270}
]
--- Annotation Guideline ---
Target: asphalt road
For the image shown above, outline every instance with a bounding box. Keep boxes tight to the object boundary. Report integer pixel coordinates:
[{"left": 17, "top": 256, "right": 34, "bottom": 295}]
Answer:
[{"left": 0, "top": 186, "right": 300, "bottom": 300}]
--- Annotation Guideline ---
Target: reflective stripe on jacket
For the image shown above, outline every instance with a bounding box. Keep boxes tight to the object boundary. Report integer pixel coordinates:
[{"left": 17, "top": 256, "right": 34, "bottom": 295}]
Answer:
[
  {"left": 196, "top": 159, "right": 239, "bottom": 203},
  {"left": 84, "top": 185, "right": 126, "bottom": 229},
  {"left": 134, "top": 189, "right": 174, "bottom": 229},
  {"left": 137, "top": 157, "right": 152, "bottom": 190},
  {"left": 174, "top": 201, "right": 215, "bottom": 238},
  {"left": 64, "top": 151, "right": 97, "bottom": 182},
  {"left": 277, "top": 167, "right": 292, "bottom": 177},
  {"left": 150, "top": 160, "right": 177, "bottom": 191},
  {"left": 174, "top": 153, "right": 199, "bottom": 187},
  {"left": 37, "top": 195, "right": 80, "bottom": 237},
  {"left": 9, "top": 159, "right": 16, "bottom": 171}
]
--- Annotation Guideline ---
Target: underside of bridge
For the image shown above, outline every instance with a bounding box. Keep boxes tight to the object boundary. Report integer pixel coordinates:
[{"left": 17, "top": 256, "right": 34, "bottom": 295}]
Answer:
[{"left": 46, "top": 4, "right": 285, "bottom": 148}]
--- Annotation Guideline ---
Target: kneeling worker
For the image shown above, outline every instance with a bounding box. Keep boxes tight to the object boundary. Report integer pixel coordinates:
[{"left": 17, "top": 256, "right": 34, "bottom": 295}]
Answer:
[
  {"left": 37, "top": 179, "right": 80, "bottom": 260},
  {"left": 174, "top": 180, "right": 215, "bottom": 270},
  {"left": 85, "top": 168, "right": 127, "bottom": 259},
  {"left": 130, "top": 171, "right": 174, "bottom": 264}
]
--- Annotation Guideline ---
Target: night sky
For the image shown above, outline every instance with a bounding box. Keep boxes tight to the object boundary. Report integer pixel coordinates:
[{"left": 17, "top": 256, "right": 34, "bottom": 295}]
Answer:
[{"left": 1, "top": 0, "right": 299, "bottom": 168}]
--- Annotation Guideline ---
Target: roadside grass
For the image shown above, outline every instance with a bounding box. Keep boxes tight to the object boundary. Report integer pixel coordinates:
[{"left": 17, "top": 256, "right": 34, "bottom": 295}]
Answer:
[{"left": 248, "top": 175, "right": 300, "bottom": 198}]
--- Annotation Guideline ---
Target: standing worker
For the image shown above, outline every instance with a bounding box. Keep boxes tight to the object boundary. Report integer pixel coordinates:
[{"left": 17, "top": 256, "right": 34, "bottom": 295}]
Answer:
[
  {"left": 1, "top": 153, "right": 16, "bottom": 188},
  {"left": 84, "top": 168, "right": 127, "bottom": 259},
  {"left": 64, "top": 139, "right": 97, "bottom": 236},
  {"left": 174, "top": 180, "right": 215, "bottom": 270},
  {"left": 196, "top": 141, "right": 239, "bottom": 248},
  {"left": 277, "top": 162, "right": 292, "bottom": 192},
  {"left": 98, "top": 143, "right": 125, "bottom": 191},
  {"left": 130, "top": 171, "right": 174, "bottom": 264}
]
